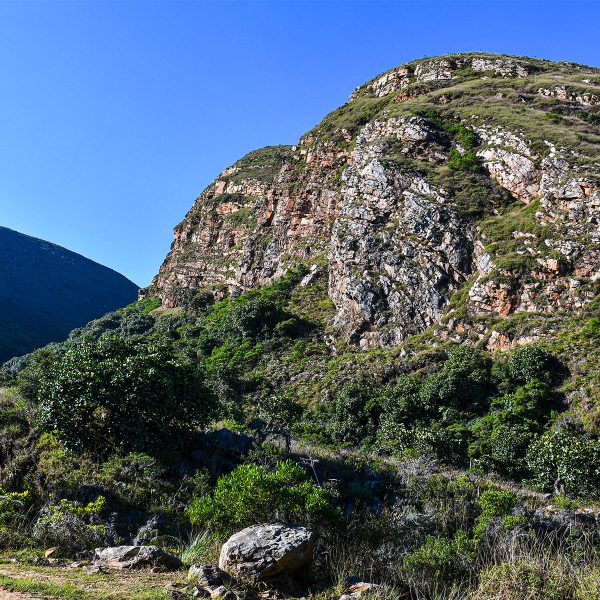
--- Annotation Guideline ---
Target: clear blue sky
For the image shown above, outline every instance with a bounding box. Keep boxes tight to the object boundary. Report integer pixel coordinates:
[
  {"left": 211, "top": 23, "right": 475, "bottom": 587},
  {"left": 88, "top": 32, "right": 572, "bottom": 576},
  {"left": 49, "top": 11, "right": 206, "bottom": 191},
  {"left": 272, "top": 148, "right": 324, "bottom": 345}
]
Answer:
[{"left": 1, "top": 1, "right": 599, "bottom": 287}]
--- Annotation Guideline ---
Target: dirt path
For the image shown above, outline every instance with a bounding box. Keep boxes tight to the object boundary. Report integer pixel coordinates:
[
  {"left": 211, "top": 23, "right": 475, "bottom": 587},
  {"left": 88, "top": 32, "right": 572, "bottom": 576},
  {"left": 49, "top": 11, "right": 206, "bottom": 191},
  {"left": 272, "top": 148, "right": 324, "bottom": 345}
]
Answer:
[
  {"left": 0, "top": 563, "right": 187, "bottom": 599},
  {"left": 0, "top": 591, "right": 35, "bottom": 600}
]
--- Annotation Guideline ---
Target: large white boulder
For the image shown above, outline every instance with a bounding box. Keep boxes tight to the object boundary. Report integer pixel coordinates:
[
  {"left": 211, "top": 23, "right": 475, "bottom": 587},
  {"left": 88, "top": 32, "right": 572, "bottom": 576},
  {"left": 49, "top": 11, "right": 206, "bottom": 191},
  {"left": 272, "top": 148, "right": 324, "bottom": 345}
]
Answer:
[{"left": 218, "top": 524, "right": 314, "bottom": 581}]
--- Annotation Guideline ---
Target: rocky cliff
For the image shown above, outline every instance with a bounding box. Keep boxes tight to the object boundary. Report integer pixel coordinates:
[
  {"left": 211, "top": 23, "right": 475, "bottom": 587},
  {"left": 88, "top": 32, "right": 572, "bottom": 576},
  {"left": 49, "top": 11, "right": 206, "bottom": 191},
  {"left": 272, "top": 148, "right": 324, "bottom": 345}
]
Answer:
[{"left": 144, "top": 53, "right": 599, "bottom": 351}]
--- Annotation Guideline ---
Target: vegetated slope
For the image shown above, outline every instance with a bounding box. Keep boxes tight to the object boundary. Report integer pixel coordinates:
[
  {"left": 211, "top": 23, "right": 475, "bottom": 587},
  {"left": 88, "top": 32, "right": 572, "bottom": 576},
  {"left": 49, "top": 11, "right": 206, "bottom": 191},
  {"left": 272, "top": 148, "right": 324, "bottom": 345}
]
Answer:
[
  {"left": 140, "top": 51, "right": 600, "bottom": 428},
  {"left": 1, "top": 52, "right": 600, "bottom": 600},
  {"left": 0, "top": 227, "right": 139, "bottom": 362}
]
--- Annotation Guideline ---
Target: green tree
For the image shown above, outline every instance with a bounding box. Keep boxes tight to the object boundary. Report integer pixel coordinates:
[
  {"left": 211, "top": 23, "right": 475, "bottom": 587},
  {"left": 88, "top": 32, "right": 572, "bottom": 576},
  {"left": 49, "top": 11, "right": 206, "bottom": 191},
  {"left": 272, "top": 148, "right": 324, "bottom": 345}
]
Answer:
[
  {"left": 508, "top": 346, "right": 554, "bottom": 385},
  {"left": 421, "top": 346, "right": 492, "bottom": 412},
  {"left": 328, "top": 382, "right": 382, "bottom": 444},
  {"left": 526, "top": 425, "right": 600, "bottom": 499},
  {"left": 32, "top": 338, "right": 216, "bottom": 455}
]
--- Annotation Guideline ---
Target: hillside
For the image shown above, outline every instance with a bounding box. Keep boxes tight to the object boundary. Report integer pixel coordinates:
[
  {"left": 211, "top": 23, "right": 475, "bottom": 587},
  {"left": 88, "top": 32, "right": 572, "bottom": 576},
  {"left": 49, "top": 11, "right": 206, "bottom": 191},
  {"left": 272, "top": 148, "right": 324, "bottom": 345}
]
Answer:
[
  {"left": 145, "top": 52, "right": 599, "bottom": 351},
  {"left": 1, "top": 53, "right": 599, "bottom": 599},
  {"left": 140, "top": 51, "right": 600, "bottom": 429},
  {"left": 0, "top": 227, "right": 138, "bottom": 362}
]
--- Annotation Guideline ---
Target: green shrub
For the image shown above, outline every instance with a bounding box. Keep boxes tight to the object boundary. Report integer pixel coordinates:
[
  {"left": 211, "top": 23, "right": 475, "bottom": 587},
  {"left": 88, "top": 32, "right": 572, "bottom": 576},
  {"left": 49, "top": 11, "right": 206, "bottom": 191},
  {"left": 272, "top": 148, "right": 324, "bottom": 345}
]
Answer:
[
  {"left": 226, "top": 297, "right": 282, "bottom": 339},
  {"left": 469, "top": 377, "right": 557, "bottom": 477},
  {"left": 188, "top": 461, "right": 339, "bottom": 537},
  {"left": 448, "top": 149, "right": 481, "bottom": 172},
  {"left": 0, "top": 488, "right": 29, "bottom": 526},
  {"left": 377, "top": 375, "right": 425, "bottom": 449},
  {"left": 508, "top": 346, "right": 554, "bottom": 384},
  {"left": 582, "top": 316, "right": 600, "bottom": 337},
  {"left": 328, "top": 382, "right": 382, "bottom": 444},
  {"left": 32, "top": 338, "right": 216, "bottom": 455},
  {"left": 473, "top": 489, "right": 520, "bottom": 540},
  {"left": 470, "top": 417, "right": 537, "bottom": 478},
  {"left": 413, "top": 108, "right": 478, "bottom": 149},
  {"left": 180, "top": 289, "right": 214, "bottom": 314},
  {"left": 504, "top": 379, "right": 554, "bottom": 421},
  {"left": 474, "top": 560, "right": 576, "bottom": 600},
  {"left": 0, "top": 488, "right": 31, "bottom": 548},
  {"left": 32, "top": 496, "right": 111, "bottom": 553},
  {"left": 99, "top": 452, "right": 174, "bottom": 510},
  {"left": 34, "top": 432, "right": 95, "bottom": 498},
  {"left": 421, "top": 346, "right": 492, "bottom": 412},
  {"left": 403, "top": 531, "right": 475, "bottom": 582},
  {"left": 256, "top": 392, "right": 303, "bottom": 430},
  {"left": 526, "top": 425, "right": 600, "bottom": 499}
]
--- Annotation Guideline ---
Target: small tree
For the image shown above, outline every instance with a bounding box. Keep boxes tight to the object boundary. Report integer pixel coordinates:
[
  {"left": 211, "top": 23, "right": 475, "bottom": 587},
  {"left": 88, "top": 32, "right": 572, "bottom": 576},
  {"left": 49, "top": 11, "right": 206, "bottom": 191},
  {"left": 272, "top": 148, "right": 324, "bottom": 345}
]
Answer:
[
  {"left": 526, "top": 425, "right": 600, "bottom": 499},
  {"left": 32, "top": 338, "right": 216, "bottom": 455},
  {"left": 508, "top": 346, "right": 554, "bottom": 385}
]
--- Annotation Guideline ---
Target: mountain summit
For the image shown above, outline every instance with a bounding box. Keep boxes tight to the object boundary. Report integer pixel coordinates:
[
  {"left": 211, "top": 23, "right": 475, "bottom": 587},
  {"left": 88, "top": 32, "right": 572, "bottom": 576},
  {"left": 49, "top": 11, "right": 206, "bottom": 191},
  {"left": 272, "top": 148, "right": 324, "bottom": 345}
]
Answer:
[
  {"left": 0, "top": 226, "right": 138, "bottom": 362},
  {"left": 143, "top": 52, "right": 599, "bottom": 351}
]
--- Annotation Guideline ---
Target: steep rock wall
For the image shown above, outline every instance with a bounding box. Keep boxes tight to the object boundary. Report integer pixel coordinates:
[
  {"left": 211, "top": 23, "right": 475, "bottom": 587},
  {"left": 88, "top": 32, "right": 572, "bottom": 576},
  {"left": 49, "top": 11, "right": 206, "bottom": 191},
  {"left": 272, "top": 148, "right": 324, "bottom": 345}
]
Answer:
[{"left": 144, "top": 53, "right": 600, "bottom": 349}]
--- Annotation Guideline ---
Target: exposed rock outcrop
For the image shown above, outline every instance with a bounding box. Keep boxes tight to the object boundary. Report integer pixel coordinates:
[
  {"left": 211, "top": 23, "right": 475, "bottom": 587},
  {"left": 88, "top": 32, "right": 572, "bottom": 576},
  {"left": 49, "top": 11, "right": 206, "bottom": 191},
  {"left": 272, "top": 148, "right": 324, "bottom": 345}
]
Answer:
[{"left": 143, "top": 52, "right": 600, "bottom": 350}]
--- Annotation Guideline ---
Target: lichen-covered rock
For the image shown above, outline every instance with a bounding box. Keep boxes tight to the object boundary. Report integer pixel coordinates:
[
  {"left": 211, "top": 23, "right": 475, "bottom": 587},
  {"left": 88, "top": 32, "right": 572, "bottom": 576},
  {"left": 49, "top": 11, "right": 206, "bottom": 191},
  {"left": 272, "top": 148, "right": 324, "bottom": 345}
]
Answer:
[
  {"left": 218, "top": 524, "right": 314, "bottom": 581},
  {"left": 329, "top": 118, "right": 472, "bottom": 347},
  {"left": 93, "top": 545, "right": 183, "bottom": 570}
]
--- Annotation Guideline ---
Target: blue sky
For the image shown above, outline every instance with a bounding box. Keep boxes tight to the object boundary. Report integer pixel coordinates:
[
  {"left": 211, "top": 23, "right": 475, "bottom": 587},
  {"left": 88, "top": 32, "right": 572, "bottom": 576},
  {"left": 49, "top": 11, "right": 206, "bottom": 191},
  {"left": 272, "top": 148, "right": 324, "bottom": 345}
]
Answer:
[{"left": 1, "top": 1, "right": 599, "bottom": 287}]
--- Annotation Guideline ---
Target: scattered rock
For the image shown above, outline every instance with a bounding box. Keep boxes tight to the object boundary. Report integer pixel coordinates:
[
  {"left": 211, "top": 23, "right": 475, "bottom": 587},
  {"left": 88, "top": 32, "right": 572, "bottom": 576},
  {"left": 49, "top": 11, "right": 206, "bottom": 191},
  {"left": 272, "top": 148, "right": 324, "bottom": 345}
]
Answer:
[
  {"left": 209, "top": 586, "right": 233, "bottom": 599},
  {"left": 300, "top": 264, "right": 319, "bottom": 286},
  {"left": 93, "top": 545, "right": 183, "bottom": 570},
  {"left": 205, "top": 428, "right": 254, "bottom": 456},
  {"left": 83, "top": 564, "right": 106, "bottom": 574},
  {"left": 219, "top": 524, "right": 314, "bottom": 582},
  {"left": 188, "top": 564, "right": 230, "bottom": 587},
  {"left": 167, "top": 587, "right": 195, "bottom": 600},
  {"left": 339, "top": 577, "right": 385, "bottom": 598},
  {"left": 44, "top": 547, "right": 59, "bottom": 558}
]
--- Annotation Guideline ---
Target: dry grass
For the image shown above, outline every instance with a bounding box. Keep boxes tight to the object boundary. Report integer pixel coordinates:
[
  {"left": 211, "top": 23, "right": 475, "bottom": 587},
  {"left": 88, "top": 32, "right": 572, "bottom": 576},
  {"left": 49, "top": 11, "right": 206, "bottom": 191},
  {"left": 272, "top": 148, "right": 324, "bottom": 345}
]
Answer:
[{"left": 0, "top": 563, "right": 185, "bottom": 600}]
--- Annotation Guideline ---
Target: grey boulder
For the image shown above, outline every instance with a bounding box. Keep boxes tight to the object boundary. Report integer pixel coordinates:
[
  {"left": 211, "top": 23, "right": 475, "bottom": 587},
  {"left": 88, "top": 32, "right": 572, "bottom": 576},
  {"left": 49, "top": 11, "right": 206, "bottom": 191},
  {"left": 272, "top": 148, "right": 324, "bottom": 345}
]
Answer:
[
  {"left": 94, "top": 545, "right": 182, "bottom": 570},
  {"left": 218, "top": 524, "right": 314, "bottom": 581}
]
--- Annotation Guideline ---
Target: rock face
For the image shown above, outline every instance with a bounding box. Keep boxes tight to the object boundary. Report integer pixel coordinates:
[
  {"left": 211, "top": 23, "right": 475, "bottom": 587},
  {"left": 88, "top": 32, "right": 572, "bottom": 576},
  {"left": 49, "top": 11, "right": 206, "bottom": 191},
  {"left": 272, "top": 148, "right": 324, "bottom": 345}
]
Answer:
[
  {"left": 218, "top": 524, "right": 314, "bottom": 581},
  {"left": 93, "top": 545, "right": 182, "bottom": 570},
  {"left": 191, "top": 428, "right": 254, "bottom": 476},
  {"left": 143, "top": 52, "right": 600, "bottom": 350}
]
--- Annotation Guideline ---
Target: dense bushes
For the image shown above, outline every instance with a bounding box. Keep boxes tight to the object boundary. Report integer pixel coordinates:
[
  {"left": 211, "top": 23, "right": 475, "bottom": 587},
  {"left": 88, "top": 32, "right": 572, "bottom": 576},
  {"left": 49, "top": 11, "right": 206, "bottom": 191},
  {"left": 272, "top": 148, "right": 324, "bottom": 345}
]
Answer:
[
  {"left": 32, "top": 496, "right": 112, "bottom": 553},
  {"left": 0, "top": 488, "right": 31, "bottom": 548},
  {"left": 328, "top": 383, "right": 383, "bottom": 444},
  {"left": 29, "top": 338, "right": 216, "bottom": 455},
  {"left": 473, "top": 559, "right": 597, "bottom": 600},
  {"left": 324, "top": 345, "right": 571, "bottom": 490},
  {"left": 448, "top": 148, "right": 481, "bottom": 172}
]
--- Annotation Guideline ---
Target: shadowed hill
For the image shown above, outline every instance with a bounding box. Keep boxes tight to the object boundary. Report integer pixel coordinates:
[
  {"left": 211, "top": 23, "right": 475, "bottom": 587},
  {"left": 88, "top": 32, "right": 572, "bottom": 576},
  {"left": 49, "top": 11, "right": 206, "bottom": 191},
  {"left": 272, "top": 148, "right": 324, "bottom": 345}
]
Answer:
[{"left": 0, "top": 226, "right": 138, "bottom": 362}]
